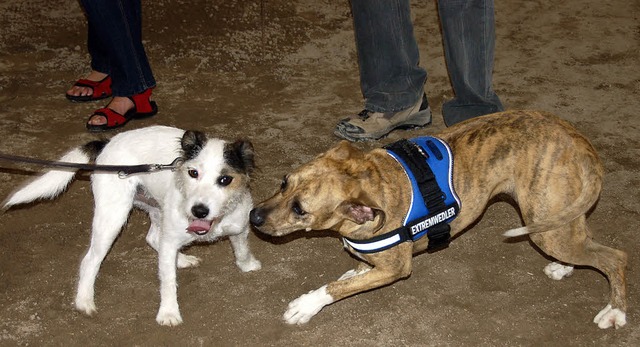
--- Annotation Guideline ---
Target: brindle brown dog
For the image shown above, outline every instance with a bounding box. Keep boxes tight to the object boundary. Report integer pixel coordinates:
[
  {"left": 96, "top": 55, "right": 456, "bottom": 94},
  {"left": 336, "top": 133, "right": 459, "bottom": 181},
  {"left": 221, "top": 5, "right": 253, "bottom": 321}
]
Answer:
[{"left": 250, "top": 110, "right": 627, "bottom": 329}]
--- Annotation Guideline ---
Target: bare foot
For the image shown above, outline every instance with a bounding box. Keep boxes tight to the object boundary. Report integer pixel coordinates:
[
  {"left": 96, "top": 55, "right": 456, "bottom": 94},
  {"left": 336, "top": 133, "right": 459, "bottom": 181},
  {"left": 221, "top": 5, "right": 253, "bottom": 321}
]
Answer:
[
  {"left": 67, "top": 71, "right": 109, "bottom": 98},
  {"left": 87, "top": 97, "right": 135, "bottom": 126}
]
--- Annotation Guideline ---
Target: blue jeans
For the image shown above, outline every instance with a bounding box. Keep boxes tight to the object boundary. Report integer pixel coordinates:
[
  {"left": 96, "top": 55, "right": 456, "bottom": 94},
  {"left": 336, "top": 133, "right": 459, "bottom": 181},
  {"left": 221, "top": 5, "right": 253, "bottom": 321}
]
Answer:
[
  {"left": 81, "top": 0, "right": 156, "bottom": 97},
  {"left": 351, "top": 0, "right": 503, "bottom": 126}
]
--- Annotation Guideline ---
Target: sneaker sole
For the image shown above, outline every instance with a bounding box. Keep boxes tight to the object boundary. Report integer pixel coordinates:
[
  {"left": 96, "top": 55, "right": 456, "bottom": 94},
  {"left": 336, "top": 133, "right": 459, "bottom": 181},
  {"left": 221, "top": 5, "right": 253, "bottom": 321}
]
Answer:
[{"left": 334, "top": 108, "right": 432, "bottom": 142}]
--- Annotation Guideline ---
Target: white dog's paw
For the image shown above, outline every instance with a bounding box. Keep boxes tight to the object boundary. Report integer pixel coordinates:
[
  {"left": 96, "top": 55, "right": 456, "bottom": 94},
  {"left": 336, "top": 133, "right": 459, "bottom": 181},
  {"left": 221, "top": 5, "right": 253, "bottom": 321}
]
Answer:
[
  {"left": 75, "top": 296, "right": 97, "bottom": 316},
  {"left": 544, "top": 262, "right": 574, "bottom": 280},
  {"left": 593, "top": 304, "right": 626, "bottom": 329},
  {"left": 283, "top": 285, "right": 333, "bottom": 325},
  {"left": 156, "top": 308, "right": 183, "bottom": 326},
  {"left": 177, "top": 253, "right": 201, "bottom": 269},
  {"left": 237, "top": 257, "right": 262, "bottom": 272}
]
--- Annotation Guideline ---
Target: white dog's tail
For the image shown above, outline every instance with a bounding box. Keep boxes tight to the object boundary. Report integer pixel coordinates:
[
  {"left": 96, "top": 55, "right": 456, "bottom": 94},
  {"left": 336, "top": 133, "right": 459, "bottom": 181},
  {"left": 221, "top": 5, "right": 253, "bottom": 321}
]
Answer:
[
  {"left": 3, "top": 142, "right": 105, "bottom": 208},
  {"left": 503, "top": 158, "right": 603, "bottom": 238}
]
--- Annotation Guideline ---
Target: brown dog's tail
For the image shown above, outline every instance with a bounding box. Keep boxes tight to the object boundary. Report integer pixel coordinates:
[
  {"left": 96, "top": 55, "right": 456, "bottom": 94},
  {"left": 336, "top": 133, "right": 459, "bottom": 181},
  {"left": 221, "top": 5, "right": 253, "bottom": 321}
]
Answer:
[{"left": 503, "top": 158, "right": 602, "bottom": 238}]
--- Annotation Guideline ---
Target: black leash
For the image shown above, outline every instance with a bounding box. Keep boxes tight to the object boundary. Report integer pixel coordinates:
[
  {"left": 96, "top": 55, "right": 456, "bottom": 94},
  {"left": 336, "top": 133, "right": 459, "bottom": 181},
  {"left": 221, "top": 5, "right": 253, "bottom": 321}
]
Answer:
[{"left": 0, "top": 153, "right": 184, "bottom": 178}]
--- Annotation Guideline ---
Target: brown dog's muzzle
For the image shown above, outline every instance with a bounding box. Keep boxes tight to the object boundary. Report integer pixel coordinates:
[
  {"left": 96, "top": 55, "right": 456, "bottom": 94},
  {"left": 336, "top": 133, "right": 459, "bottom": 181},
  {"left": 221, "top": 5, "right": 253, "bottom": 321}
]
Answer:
[
  {"left": 249, "top": 205, "right": 302, "bottom": 236},
  {"left": 249, "top": 207, "right": 268, "bottom": 228}
]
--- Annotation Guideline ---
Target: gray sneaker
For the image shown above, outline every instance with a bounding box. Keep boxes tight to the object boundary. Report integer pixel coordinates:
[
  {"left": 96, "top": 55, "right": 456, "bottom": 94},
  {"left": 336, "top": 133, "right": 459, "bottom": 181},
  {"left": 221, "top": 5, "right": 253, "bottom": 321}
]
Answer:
[{"left": 334, "top": 94, "right": 431, "bottom": 142}]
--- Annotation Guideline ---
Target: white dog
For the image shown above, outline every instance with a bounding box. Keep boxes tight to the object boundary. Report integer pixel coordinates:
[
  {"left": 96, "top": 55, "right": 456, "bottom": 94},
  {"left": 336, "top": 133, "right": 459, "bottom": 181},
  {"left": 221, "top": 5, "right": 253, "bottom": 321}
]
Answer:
[{"left": 3, "top": 126, "right": 262, "bottom": 326}]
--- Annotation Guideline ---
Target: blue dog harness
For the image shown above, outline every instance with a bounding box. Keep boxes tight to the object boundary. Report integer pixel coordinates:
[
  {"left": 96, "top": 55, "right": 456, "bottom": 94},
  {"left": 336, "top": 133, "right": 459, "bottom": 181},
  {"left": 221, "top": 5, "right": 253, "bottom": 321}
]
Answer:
[{"left": 343, "top": 137, "right": 461, "bottom": 254}]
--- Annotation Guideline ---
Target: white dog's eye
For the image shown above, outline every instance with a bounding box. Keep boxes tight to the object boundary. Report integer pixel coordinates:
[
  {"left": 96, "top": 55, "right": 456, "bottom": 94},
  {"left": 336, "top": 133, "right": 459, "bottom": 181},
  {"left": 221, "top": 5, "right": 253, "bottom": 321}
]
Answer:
[
  {"left": 218, "top": 175, "right": 233, "bottom": 186},
  {"left": 188, "top": 169, "right": 199, "bottom": 178}
]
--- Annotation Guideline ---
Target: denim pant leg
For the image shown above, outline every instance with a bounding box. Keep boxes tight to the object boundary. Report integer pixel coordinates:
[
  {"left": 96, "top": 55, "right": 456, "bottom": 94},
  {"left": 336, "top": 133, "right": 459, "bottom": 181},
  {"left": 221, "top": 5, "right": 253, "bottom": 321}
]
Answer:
[
  {"left": 438, "top": 0, "right": 503, "bottom": 126},
  {"left": 86, "top": 21, "right": 110, "bottom": 75},
  {"left": 351, "top": 0, "right": 426, "bottom": 113},
  {"left": 81, "top": 0, "right": 156, "bottom": 97}
]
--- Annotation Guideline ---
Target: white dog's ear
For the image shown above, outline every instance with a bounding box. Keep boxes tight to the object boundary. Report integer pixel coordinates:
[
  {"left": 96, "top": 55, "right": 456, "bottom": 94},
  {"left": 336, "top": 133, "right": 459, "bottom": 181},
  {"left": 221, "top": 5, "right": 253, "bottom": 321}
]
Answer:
[
  {"left": 225, "top": 140, "right": 255, "bottom": 174},
  {"left": 181, "top": 130, "right": 208, "bottom": 159}
]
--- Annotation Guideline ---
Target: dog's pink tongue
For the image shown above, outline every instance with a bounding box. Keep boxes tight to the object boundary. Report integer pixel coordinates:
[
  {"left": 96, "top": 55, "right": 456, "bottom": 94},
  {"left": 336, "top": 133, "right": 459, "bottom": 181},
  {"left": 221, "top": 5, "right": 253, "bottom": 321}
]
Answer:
[{"left": 186, "top": 219, "right": 212, "bottom": 233}]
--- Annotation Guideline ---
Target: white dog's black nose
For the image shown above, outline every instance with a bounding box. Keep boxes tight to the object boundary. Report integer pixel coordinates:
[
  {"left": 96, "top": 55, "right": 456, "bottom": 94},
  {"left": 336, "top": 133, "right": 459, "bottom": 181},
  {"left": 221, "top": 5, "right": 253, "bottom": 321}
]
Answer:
[{"left": 191, "top": 204, "right": 210, "bottom": 219}]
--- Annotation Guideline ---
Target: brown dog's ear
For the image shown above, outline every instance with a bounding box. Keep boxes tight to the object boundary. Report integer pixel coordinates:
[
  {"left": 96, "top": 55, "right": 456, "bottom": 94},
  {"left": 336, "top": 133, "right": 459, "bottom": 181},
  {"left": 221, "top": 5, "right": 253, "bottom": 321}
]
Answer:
[
  {"left": 322, "top": 140, "right": 362, "bottom": 161},
  {"left": 337, "top": 192, "right": 386, "bottom": 233},
  {"left": 340, "top": 203, "right": 377, "bottom": 224}
]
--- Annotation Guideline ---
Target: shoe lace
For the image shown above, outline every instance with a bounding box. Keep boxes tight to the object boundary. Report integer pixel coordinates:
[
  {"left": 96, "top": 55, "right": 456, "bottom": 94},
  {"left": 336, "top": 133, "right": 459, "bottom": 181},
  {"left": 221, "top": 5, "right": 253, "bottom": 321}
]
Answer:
[{"left": 357, "top": 109, "right": 371, "bottom": 121}]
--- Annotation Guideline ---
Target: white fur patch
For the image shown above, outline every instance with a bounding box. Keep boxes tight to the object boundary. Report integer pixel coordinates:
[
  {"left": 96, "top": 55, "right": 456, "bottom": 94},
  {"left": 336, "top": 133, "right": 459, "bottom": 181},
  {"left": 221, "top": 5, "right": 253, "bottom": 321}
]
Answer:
[
  {"left": 156, "top": 306, "right": 183, "bottom": 326},
  {"left": 503, "top": 226, "right": 528, "bottom": 237},
  {"left": 543, "top": 262, "right": 574, "bottom": 280},
  {"left": 284, "top": 285, "right": 333, "bottom": 325},
  {"left": 177, "top": 254, "right": 201, "bottom": 268},
  {"left": 593, "top": 304, "right": 627, "bottom": 329},
  {"left": 338, "top": 267, "right": 371, "bottom": 281}
]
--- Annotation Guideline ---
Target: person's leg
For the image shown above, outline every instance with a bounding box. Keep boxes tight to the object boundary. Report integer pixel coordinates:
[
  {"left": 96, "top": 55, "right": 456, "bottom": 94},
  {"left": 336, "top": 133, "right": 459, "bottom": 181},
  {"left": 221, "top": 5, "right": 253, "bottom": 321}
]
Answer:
[
  {"left": 81, "top": 0, "right": 155, "bottom": 96},
  {"left": 352, "top": 0, "right": 426, "bottom": 112},
  {"left": 65, "top": 18, "right": 111, "bottom": 99},
  {"left": 335, "top": 0, "right": 431, "bottom": 141},
  {"left": 81, "top": 0, "right": 157, "bottom": 126},
  {"left": 438, "top": 0, "right": 503, "bottom": 126},
  {"left": 86, "top": 18, "right": 110, "bottom": 77}
]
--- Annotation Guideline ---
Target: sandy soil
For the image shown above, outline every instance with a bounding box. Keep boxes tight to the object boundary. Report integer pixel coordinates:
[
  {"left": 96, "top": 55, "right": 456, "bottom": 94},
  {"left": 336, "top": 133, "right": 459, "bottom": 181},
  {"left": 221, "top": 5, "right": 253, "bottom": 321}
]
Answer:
[{"left": 1, "top": 0, "right": 639, "bottom": 345}]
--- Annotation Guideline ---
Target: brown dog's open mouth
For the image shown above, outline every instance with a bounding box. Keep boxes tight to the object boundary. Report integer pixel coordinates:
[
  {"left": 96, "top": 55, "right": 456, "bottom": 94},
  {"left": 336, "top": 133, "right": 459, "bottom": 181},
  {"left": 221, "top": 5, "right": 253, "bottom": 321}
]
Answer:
[{"left": 186, "top": 218, "right": 218, "bottom": 235}]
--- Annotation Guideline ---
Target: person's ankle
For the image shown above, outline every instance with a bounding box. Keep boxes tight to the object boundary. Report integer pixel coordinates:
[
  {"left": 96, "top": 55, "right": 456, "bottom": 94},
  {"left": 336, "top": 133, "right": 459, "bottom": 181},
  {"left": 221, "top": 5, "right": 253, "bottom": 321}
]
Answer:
[
  {"left": 86, "top": 71, "right": 108, "bottom": 82},
  {"left": 107, "top": 97, "right": 135, "bottom": 115}
]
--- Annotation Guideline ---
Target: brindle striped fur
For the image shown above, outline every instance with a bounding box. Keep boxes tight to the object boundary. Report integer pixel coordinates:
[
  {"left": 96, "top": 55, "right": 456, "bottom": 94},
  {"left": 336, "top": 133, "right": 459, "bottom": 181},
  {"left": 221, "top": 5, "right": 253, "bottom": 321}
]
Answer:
[{"left": 251, "top": 110, "right": 627, "bottom": 329}]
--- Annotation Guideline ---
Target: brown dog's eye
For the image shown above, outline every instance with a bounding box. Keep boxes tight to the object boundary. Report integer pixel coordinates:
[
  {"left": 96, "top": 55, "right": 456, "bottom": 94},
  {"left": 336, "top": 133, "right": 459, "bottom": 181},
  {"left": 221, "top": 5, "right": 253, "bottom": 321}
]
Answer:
[
  {"left": 292, "top": 201, "right": 306, "bottom": 216},
  {"left": 280, "top": 176, "right": 288, "bottom": 191},
  {"left": 218, "top": 175, "right": 233, "bottom": 186},
  {"left": 188, "top": 169, "right": 199, "bottom": 178}
]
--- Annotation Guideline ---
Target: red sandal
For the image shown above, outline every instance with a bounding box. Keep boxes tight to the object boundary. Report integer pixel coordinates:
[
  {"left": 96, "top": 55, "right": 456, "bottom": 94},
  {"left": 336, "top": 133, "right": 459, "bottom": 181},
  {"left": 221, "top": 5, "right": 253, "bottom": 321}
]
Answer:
[
  {"left": 66, "top": 76, "right": 113, "bottom": 102},
  {"left": 86, "top": 88, "right": 158, "bottom": 132}
]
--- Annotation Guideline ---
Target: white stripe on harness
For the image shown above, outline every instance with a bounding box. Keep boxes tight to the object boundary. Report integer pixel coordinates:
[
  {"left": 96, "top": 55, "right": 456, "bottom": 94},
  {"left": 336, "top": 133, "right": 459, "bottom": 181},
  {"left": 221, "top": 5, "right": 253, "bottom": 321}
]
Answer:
[{"left": 342, "top": 233, "right": 402, "bottom": 252}]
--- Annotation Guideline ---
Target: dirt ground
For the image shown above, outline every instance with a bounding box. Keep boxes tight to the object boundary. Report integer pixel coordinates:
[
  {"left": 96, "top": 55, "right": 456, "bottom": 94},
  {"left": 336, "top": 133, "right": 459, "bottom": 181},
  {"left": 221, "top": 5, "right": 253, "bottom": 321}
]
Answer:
[{"left": 0, "top": 0, "right": 639, "bottom": 345}]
